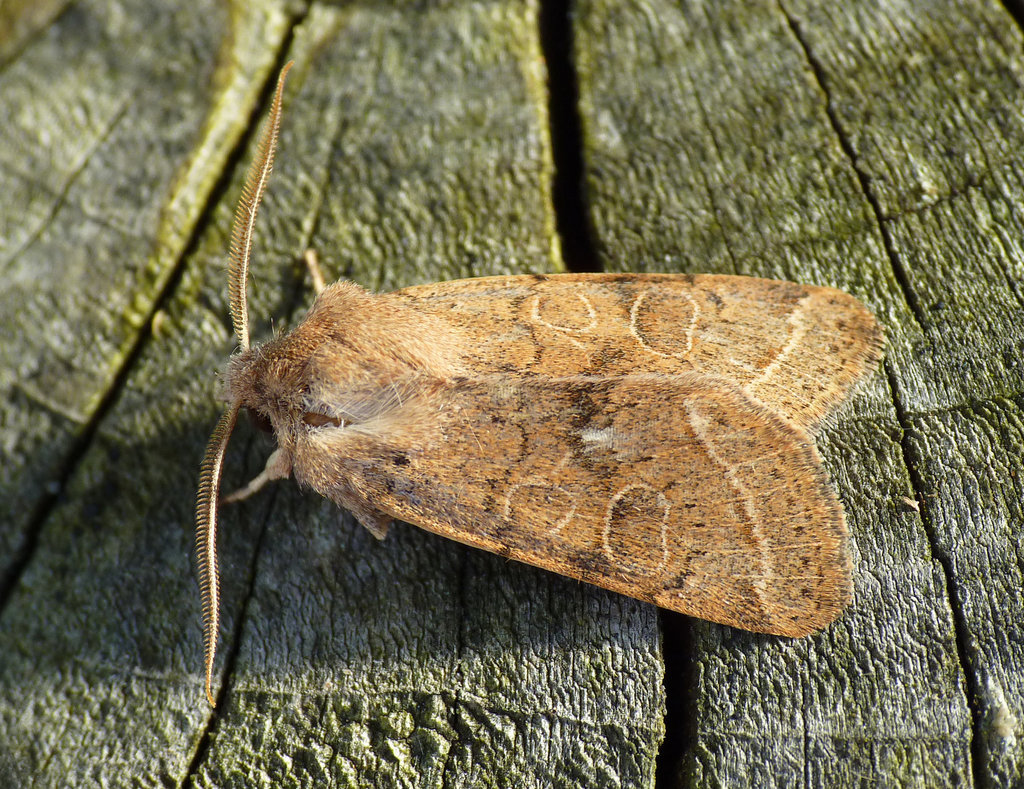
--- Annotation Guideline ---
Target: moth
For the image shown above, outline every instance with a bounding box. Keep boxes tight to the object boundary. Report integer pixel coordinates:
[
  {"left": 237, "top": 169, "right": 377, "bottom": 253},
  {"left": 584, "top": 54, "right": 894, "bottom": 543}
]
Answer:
[{"left": 196, "top": 63, "right": 883, "bottom": 705}]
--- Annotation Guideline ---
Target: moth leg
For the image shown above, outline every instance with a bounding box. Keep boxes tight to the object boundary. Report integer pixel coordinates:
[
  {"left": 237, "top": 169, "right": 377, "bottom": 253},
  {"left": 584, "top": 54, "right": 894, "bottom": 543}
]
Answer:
[
  {"left": 222, "top": 447, "right": 292, "bottom": 504},
  {"left": 303, "top": 249, "right": 326, "bottom": 295}
]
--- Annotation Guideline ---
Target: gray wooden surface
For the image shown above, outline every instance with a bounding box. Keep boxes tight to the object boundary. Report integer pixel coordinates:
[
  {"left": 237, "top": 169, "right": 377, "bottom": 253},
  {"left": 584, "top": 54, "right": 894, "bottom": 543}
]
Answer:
[{"left": 0, "top": 0, "right": 1021, "bottom": 786}]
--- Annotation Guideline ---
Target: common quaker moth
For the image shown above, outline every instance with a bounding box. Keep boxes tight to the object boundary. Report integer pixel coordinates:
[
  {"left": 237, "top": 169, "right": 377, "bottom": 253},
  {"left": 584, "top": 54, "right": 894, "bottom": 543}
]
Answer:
[{"left": 196, "top": 62, "right": 883, "bottom": 706}]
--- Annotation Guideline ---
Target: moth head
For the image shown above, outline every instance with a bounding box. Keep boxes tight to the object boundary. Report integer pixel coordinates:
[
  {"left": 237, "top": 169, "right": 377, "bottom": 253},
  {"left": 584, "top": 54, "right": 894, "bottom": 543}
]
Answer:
[
  {"left": 195, "top": 62, "right": 292, "bottom": 708},
  {"left": 219, "top": 330, "right": 349, "bottom": 450}
]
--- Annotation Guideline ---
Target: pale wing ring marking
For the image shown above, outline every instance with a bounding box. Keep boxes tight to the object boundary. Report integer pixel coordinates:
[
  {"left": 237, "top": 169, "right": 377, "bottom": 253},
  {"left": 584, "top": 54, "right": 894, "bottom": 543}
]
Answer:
[
  {"left": 629, "top": 290, "right": 699, "bottom": 358},
  {"left": 529, "top": 293, "right": 598, "bottom": 334},
  {"left": 503, "top": 480, "right": 577, "bottom": 534},
  {"left": 602, "top": 483, "right": 670, "bottom": 573}
]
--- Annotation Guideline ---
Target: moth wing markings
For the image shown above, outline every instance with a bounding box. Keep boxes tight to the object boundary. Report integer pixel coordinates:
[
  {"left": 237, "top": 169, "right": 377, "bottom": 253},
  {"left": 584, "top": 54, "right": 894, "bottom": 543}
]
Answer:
[
  {"left": 395, "top": 275, "right": 700, "bottom": 372},
  {"left": 344, "top": 374, "right": 849, "bottom": 636},
  {"left": 530, "top": 292, "right": 598, "bottom": 333},
  {"left": 504, "top": 477, "right": 577, "bottom": 535},
  {"left": 683, "top": 399, "right": 772, "bottom": 615},
  {"left": 521, "top": 293, "right": 594, "bottom": 351},
  {"left": 508, "top": 376, "right": 848, "bottom": 636},
  {"left": 628, "top": 288, "right": 699, "bottom": 359},
  {"left": 602, "top": 483, "right": 670, "bottom": 574},
  {"left": 738, "top": 289, "right": 882, "bottom": 429},
  {"left": 746, "top": 298, "right": 808, "bottom": 391},
  {"left": 502, "top": 447, "right": 577, "bottom": 535},
  {"left": 392, "top": 274, "right": 879, "bottom": 430}
]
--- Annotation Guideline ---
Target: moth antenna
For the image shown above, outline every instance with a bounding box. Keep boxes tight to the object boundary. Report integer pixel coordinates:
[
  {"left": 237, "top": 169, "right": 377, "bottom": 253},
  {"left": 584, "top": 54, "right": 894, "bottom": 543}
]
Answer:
[
  {"left": 228, "top": 61, "right": 294, "bottom": 351},
  {"left": 195, "top": 402, "right": 240, "bottom": 707}
]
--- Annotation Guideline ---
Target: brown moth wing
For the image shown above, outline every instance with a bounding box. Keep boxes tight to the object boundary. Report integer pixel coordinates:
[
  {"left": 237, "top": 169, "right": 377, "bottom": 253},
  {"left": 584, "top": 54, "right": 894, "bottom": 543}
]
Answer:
[
  {"left": 387, "top": 273, "right": 883, "bottom": 433},
  {"left": 295, "top": 374, "right": 850, "bottom": 637}
]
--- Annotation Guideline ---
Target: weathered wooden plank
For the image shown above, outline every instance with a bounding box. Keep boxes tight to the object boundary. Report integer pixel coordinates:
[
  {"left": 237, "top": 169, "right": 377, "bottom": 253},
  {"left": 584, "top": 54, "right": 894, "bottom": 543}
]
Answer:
[
  {"left": 4, "top": 0, "right": 1022, "bottom": 786},
  {"left": 0, "top": 0, "right": 293, "bottom": 781}
]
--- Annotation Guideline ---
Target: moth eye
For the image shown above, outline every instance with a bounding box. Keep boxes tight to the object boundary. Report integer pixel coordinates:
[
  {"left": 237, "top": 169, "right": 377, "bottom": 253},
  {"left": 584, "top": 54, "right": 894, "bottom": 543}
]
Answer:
[
  {"left": 302, "top": 412, "right": 345, "bottom": 428},
  {"left": 246, "top": 408, "right": 273, "bottom": 434}
]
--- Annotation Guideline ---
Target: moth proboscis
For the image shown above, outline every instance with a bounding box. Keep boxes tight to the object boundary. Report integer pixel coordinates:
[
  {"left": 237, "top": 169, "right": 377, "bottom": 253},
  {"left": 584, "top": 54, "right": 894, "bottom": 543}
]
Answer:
[{"left": 195, "top": 63, "right": 884, "bottom": 707}]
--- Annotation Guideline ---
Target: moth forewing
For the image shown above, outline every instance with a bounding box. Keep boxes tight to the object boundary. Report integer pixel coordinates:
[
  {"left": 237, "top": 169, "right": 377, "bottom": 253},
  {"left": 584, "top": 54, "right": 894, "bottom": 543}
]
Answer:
[
  {"left": 387, "top": 273, "right": 882, "bottom": 434},
  {"left": 281, "top": 364, "right": 854, "bottom": 637}
]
